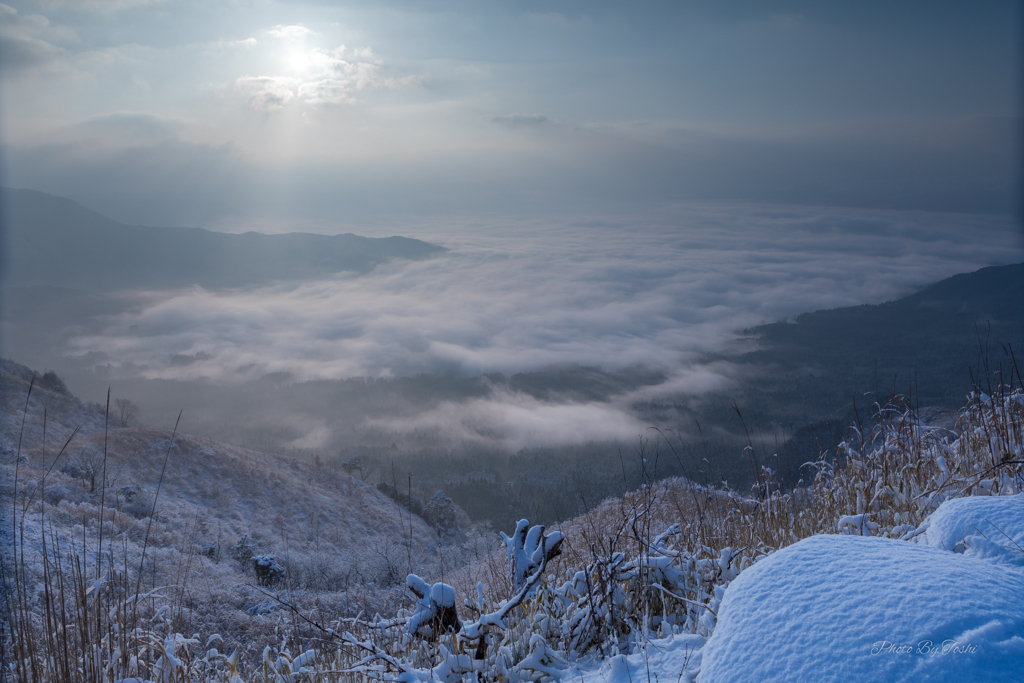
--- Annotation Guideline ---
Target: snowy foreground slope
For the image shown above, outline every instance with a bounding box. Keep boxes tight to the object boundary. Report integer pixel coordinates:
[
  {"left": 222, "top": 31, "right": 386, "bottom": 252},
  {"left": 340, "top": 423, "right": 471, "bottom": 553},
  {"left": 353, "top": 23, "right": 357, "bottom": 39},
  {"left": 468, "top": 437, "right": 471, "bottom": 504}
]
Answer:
[
  {"left": 4, "top": 356, "right": 1022, "bottom": 681},
  {"left": 701, "top": 504, "right": 1024, "bottom": 681},
  {"left": 300, "top": 388, "right": 1023, "bottom": 683},
  {"left": 0, "top": 358, "right": 452, "bottom": 648},
  {"left": 570, "top": 495, "right": 1024, "bottom": 683}
]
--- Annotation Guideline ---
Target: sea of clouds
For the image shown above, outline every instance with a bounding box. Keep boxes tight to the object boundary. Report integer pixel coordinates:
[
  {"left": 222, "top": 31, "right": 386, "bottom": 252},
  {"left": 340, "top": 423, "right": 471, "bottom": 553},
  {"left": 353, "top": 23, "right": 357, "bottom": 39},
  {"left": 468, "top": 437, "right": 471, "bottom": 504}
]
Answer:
[{"left": 67, "top": 202, "right": 1022, "bottom": 449}]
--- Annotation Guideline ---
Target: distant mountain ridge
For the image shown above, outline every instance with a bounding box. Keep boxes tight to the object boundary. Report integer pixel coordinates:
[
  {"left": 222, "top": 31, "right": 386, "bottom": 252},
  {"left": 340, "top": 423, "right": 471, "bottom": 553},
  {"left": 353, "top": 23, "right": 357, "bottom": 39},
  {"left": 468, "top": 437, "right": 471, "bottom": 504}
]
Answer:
[
  {"left": 741, "top": 262, "right": 1024, "bottom": 408},
  {"left": 711, "top": 262, "right": 1024, "bottom": 482},
  {"left": 1, "top": 187, "right": 445, "bottom": 291}
]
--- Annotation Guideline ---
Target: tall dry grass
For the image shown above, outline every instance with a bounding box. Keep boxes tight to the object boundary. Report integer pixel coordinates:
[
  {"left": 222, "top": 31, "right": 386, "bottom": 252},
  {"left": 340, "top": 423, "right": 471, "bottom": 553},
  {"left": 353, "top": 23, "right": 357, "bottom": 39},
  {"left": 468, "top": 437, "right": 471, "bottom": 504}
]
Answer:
[{"left": 3, "top": 373, "right": 1022, "bottom": 681}]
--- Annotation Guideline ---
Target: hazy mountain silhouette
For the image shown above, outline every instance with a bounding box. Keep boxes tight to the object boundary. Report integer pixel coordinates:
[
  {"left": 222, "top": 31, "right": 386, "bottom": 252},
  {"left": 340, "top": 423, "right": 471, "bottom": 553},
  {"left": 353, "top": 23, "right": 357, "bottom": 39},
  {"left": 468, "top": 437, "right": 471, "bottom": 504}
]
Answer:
[
  {"left": 706, "top": 262, "right": 1024, "bottom": 483},
  {"left": 740, "top": 262, "right": 1024, "bottom": 409},
  {"left": 1, "top": 187, "right": 445, "bottom": 291}
]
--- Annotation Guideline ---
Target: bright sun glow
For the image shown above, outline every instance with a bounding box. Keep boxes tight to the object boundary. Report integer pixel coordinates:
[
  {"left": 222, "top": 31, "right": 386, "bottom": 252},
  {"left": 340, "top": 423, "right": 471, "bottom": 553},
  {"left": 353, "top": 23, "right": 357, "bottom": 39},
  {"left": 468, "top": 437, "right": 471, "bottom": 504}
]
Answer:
[{"left": 285, "top": 48, "right": 312, "bottom": 76}]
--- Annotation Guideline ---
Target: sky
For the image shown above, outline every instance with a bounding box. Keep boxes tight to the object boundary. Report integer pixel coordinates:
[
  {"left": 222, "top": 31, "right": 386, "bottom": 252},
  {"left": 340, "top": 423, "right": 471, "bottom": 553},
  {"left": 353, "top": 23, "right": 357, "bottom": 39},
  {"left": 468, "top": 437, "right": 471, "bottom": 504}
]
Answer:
[
  {"left": 1, "top": 0, "right": 1021, "bottom": 229},
  {"left": 2, "top": 1, "right": 1023, "bottom": 450}
]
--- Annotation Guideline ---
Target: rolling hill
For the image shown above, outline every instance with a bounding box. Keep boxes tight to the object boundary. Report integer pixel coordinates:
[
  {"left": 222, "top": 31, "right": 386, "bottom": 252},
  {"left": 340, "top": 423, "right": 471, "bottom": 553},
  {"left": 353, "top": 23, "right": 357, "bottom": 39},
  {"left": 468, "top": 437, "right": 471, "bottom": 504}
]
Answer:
[{"left": 0, "top": 357, "right": 462, "bottom": 651}]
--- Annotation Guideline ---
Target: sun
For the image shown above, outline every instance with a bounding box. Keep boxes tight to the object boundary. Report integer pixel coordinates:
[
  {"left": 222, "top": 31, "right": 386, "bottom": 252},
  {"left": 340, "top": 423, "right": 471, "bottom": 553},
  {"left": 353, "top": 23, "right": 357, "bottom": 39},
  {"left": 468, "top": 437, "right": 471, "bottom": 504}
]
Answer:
[{"left": 284, "top": 47, "right": 313, "bottom": 77}]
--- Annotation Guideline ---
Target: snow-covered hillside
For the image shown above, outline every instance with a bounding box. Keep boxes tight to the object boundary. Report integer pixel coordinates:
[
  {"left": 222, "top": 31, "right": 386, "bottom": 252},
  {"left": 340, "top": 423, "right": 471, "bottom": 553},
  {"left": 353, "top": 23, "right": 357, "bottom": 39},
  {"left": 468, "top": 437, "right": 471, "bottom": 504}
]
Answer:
[
  {"left": 1, "top": 358, "right": 475, "bottom": 651},
  {"left": 2, "top": 357, "right": 1022, "bottom": 681}
]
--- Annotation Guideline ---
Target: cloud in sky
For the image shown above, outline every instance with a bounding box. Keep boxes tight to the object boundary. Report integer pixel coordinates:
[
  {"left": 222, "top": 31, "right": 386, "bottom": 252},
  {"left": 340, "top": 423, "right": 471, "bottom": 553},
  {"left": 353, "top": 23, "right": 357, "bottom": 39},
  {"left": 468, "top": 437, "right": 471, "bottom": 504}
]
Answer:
[
  {"left": 236, "top": 75, "right": 299, "bottom": 111},
  {"left": 1, "top": 0, "right": 1019, "bottom": 223},
  {"left": 4, "top": 109, "right": 1019, "bottom": 229},
  {"left": 0, "top": 3, "right": 77, "bottom": 73},
  {"left": 34, "top": 0, "right": 165, "bottom": 10},
  {"left": 226, "top": 38, "right": 416, "bottom": 111},
  {"left": 492, "top": 114, "right": 552, "bottom": 128},
  {"left": 267, "top": 24, "right": 315, "bottom": 40},
  {"left": 75, "top": 112, "right": 186, "bottom": 144}
]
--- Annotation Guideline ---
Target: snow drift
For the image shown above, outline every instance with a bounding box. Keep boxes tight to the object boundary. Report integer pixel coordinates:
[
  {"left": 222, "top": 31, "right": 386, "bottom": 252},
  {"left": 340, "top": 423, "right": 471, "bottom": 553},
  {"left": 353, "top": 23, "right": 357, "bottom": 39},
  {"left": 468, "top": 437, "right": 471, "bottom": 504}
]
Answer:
[{"left": 699, "top": 494, "right": 1024, "bottom": 682}]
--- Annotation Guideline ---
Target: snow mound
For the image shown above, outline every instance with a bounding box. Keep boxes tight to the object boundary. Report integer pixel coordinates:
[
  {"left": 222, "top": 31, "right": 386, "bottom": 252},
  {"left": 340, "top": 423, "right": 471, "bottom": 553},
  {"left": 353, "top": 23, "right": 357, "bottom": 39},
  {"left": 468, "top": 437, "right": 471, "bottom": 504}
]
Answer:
[
  {"left": 574, "top": 634, "right": 705, "bottom": 683},
  {"left": 699, "top": 534, "right": 1024, "bottom": 682},
  {"left": 915, "top": 493, "right": 1024, "bottom": 566}
]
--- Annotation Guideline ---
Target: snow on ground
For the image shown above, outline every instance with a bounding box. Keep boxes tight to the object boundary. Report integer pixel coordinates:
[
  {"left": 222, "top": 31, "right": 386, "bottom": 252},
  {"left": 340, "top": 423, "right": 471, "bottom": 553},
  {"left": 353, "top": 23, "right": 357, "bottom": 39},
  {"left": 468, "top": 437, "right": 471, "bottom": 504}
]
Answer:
[
  {"left": 0, "top": 358, "right": 467, "bottom": 651},
  {"left": 915, "top": 493, "right": 1024, "bottom": 566},
  {"left": 699, "top": 494, "right": 1024, "bottom": 682},
  {"left": 564, "top": 634, "right": 705, "bottom": 683}
]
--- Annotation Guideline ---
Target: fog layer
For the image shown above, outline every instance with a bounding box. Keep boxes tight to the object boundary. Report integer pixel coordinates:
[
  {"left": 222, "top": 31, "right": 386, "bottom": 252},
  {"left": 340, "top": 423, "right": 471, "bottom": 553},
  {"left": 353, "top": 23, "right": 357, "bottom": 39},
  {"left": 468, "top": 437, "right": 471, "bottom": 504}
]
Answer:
[
  {"left": 69, "top": 204, "right": 1019, "bottom": 381},
  {"left": 43, "top": 203, "right": 1020, "bottom": 449}
]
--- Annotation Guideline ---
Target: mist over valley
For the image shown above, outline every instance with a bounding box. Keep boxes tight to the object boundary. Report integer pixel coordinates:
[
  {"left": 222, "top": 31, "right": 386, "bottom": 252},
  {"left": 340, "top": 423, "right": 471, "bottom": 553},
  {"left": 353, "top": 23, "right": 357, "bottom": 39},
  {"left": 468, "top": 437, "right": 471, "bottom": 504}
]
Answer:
[{"left": 3, "top": 188, "right": 1021, "bottom": 529}]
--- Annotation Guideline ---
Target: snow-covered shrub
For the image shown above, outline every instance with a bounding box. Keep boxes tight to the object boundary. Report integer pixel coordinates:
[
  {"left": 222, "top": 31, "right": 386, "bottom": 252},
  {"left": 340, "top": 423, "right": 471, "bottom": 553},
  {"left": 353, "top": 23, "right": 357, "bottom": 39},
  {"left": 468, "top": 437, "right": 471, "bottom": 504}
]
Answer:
[
  {"left": 367, "top": 539, "right": 410, "bottom": 588},
  {"left": 252, "top": 555, "right": 286, "bottom": 586},
  {"left": 699, "top": 529, "right": 1024, "bottom": 683},
  {"left": 424, "top": 489, "right": 461, "bottom": 540},
  {"left": 37, "top": 370, "right": 69, "bottom": 395},
  {"left": 292, "top": 552, "right": 363, "bottom": 592},
  {"left": 43, "top": 482, "right": 87, "bottom": 505},
  {"left": 118, "top": 484, "right": 155, "bottom": 518},
  {"left": 912, "top": 492, "right": 1024, "bottom": 565},
  {"left": 231, "top": 535, "right": 257, "bottom": 572},
  {"left": 118, "top": 483, "right": 140, "bottom": 502},
  {"left": 406, "top": 575, "right": 462, "bottom": 637},
  {"left": 837, "top": 513, "right": 879, "bottom": 536},
  {"left": 500, "top": 519, "right": 564, "bottom": 590},
  {"left": 805, "top": 387, "right": 1024, "bottom": 540}
]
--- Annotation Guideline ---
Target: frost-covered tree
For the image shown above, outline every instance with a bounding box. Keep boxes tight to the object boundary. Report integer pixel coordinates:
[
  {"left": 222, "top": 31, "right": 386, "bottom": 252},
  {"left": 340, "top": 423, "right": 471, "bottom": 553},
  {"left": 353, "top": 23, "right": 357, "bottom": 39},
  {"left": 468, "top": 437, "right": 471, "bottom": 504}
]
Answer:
[
  {"left": 424, "top": 490, "right": 460, "bottom": 540},
  {"left": 376, "top": 482, "right": 424, "bottom": 516},
  {"left": 114, "top": 398, "right": 140, "bottom": 428},
  {"left": 62, "top": 450, "right": 101, "bottom": 492},
  {"left": 38, "top": 370, "right": 69, "bottom": 394}
]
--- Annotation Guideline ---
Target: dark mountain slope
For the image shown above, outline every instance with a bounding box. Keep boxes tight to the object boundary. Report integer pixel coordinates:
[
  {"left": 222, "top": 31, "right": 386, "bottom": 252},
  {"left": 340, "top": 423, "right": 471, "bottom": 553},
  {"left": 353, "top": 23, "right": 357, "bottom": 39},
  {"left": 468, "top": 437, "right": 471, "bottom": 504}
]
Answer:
[
  {"left": 701, "top": 263, "right": 1024, "bottom": 483},
  {"left": 740, "top": 262, "right": 1023, "bottom": 412},
  {"left": 1, "top": 187, "right": 444, "bottom": 291}
]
